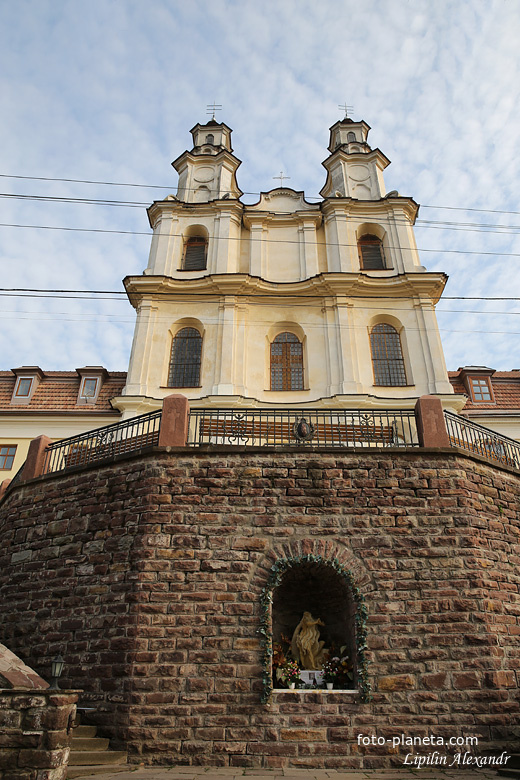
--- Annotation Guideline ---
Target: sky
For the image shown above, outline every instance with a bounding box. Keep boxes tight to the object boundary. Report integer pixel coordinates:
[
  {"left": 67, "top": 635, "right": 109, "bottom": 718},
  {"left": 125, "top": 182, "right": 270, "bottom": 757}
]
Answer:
[{"left": 1, "top": 0, "right": 520, "bottom": 373}]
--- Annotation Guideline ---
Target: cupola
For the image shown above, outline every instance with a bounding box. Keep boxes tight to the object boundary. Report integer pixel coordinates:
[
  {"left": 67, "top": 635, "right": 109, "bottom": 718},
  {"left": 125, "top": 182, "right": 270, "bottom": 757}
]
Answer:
[
  {"left": 320, "top": 116, "right": 390, "bottom": 200},
  {"left": 172, "top": 120, "right": 243, "bottom": 203}
]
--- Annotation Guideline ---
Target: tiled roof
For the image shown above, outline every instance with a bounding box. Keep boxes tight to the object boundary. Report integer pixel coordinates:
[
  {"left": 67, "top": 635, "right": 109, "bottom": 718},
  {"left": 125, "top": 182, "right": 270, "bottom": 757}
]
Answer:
[
  {"left": 448, "top": 370, "right": 520, "bottom": 411},
  {"left": 0, "top": 371, "right": 127, "bottom": 412}
]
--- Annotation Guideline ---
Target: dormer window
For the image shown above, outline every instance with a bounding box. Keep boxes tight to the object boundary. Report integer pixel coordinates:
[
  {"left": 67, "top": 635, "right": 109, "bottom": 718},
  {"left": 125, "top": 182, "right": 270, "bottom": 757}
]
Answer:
[
  {"left": 10, "top": 367, "right": 44, "bottom": 405},
  {"left": 80, "top": 377, "right": 99, "bottom": 400},
  {"left": 457, "top": 367, "right": 496, "bottom": 404},
  {"left": 75, "top": 367, "right": 107, "bottom": 405},
  {"left": 469, "top": 377, "right": 493, "bottom": 403},
  {"left": 15, "top": 377, "right": 33, "bottom": 397}
]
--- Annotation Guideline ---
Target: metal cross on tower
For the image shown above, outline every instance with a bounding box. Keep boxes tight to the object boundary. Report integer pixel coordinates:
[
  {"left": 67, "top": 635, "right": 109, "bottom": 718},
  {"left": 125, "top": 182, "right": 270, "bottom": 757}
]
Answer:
[
  {"left": 273, "top": 171, "right": 291, "bottom": 187},
  {"left": 206, "top": 102, "right": 223, "bottom": 120},
  {"left": 338, "top": 102, "right": 354, "bottom": 119}
]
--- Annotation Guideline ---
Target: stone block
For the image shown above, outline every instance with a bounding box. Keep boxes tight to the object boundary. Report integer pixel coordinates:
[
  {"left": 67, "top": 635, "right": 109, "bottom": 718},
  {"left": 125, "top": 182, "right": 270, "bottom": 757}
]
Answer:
[{"left": 378, "top": 674, "right": 415, "bottom": 691}]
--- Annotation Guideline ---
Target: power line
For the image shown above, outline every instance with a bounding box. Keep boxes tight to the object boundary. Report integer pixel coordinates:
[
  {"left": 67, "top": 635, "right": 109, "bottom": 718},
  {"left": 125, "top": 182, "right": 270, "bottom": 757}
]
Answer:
[
  {"left": 2, "top": 192, "right": 520, "bottom": 235},
  {"left": 1, "top": 288, "right": 520, "bottom": 301},
  {"left": 1, "top": 221, "right": 519, "bottom": 257},
  {"left": 1, "top": 172, "right": 520, "bottom": 217}
]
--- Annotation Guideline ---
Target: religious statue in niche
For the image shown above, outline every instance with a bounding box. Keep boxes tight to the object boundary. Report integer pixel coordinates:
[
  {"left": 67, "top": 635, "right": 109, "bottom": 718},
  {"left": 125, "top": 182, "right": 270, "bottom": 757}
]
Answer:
[
  {"left": 290, "top": 611, "right": 328, "bottom": 669},
  {"left": 272, "top": 611, "right": 353, "bottom": 688}
]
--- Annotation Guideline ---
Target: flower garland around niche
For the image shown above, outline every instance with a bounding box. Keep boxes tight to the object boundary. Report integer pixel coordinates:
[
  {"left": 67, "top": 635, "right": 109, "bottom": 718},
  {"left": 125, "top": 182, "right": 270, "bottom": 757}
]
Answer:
[{"left": 258, "top": 554, "right": 371, "bottom": 704}]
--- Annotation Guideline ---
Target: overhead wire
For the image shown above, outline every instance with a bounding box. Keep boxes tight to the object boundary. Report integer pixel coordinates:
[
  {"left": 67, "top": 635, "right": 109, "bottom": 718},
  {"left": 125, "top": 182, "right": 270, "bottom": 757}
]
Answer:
[
  {"left": 2, "top": 288, "right": 520, "bottom": 301},
  {"left": 0, "top": 222, "right": 519, "bottom": 257},
  {"left": 1, "top": 191, "right": 520, "bottom": 236},
  {"left": 0, "top": 301, "right": 519, "bottom": 337},
  {"left": 1, "top": 172, "right": 520, "bottom": 217}
]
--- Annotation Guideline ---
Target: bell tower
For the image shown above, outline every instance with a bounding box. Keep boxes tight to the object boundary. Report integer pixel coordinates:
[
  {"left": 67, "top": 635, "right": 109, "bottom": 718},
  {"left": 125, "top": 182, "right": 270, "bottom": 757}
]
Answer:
[
  {"left": 320, "top": 118, "right": 390, "bottom": 200},
  {"left": 172, "top": 120, "right": 243, "bottom": 202}
]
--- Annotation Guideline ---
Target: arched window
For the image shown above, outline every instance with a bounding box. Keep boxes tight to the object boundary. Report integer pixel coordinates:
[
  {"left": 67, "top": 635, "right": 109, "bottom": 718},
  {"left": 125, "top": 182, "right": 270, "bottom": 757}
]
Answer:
[
  {"left": 182, "top": 236, "right": 207, "bottom": 270},
  {"left": 205, "top": 134, "right": 214, "bottom": 144},
  {"left": 347, "top": 131, "right": 356, "bottom": 142},
  {"left": 370, "top": 324, "right": 407, "bottom": 386},
  {"left": 270, "top": 332, "right": 304, "bottom": 391},
  {"left": 358, "top": 234, "right": 385, "bottom": 270},
  {"left": 168, "top": 327, "right": 202, "bottom": 387}
]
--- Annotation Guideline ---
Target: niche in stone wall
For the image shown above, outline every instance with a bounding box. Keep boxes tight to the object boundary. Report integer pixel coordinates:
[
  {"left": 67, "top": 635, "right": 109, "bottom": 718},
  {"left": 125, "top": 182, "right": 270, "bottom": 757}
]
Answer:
[{"left": 272, "top": 560, "right": 357, "bottom": 688}]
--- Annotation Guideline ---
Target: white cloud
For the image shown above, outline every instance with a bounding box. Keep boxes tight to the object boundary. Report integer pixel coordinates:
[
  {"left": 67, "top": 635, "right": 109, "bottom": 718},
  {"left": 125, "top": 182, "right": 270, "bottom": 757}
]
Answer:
[{"left": 0, "top": 0, "right": 519, "bottom": 372}]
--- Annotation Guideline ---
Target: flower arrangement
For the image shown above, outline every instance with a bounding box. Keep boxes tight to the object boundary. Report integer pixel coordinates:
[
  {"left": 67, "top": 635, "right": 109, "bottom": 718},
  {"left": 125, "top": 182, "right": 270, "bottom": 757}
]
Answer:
[
  {"left": 322, "top": 648, "right": 353, "bottom": 688},
  {"left": 321, "top": 656, "right": 341, "bottom": 683},
  {"left": 279, "top": 659, "right": 301, "bottom": 687}
]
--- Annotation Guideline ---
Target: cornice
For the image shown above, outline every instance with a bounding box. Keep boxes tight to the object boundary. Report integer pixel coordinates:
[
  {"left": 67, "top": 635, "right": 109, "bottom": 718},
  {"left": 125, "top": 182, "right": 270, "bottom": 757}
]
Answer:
[
  {"left": 246, "top": 188, "right": 319, "bottom": 212},
  {"left": 123, "top": 270, "right": 448, "bottom": 307},
  {"left": 243, "top": 209, "right": 322, "bottom": 229},
  {"left": 171, "top": 148, "right": 242, "bottom": 174},
  {"left": 147, "top": 191, "right": 418, "bottom": 228},
  {"left": 321, "top": 146, "right": 391, "bottom": 172},
  {"left": 320, "top": 195, "right": 419, "bottom": 224},
  {"left": 147, "top": 198, "right": 244, "bottom": 228}
]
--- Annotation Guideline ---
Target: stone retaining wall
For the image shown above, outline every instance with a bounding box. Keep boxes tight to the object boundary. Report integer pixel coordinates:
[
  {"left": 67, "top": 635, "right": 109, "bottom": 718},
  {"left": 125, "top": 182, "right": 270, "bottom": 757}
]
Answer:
[
  {"left": 0, "top": 446, "right": 519, "bottom": 768},
  {"left": 0, "top": 690, "right": 78, "bottom": 780}
]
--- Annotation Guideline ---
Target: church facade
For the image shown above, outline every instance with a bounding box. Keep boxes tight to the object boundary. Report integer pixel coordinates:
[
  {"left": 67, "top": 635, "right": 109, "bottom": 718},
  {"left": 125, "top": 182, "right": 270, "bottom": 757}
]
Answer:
[{"left": 115, "top": 116, "right": 460, "bottom": 418}]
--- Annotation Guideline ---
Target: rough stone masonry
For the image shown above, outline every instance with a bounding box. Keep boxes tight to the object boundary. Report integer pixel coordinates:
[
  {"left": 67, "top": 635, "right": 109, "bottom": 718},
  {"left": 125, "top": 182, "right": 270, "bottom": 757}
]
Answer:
[{"left": 0, "top": 445, "right": 519, "bottom": 769}]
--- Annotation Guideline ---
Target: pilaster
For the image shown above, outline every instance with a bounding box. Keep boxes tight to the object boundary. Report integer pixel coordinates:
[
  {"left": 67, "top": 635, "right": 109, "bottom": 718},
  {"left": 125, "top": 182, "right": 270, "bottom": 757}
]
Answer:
[
  {"left": 301, "top": 220, "right": 319, "bottom": 277},
  {"left": 124, "top": 302, "right": 159, "bottom": 396},
  {"left": 212, "top": 296, "right": 238, "bottom": 395}
]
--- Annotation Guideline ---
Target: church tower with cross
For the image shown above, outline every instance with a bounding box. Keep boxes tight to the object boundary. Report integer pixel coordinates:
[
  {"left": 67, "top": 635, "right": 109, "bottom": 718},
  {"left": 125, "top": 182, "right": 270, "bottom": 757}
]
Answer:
[{"left": 115, "top": 110, "right": 459, "bottom": 418}]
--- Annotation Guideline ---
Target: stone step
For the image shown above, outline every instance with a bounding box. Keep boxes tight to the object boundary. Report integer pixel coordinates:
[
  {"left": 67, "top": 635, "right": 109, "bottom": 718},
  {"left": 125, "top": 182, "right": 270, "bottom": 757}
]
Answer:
[
  {"left": 67, "top": 765, "right": 129, "bottom": 779},
  {"left": 68, "top": 750, "right": 127, "bottom": 766},
  {"left": 73, "top": 725, "right": 97, "bottom": 738},
  {"left": 71, "top": 736, "right": 110, "bottom": 751}
]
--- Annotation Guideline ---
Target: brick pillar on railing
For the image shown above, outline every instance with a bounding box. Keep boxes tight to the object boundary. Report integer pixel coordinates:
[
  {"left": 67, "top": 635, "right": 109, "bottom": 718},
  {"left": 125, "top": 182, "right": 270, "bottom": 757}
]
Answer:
[
  {"left": 0, "top": 479, "right": 11, "bottom": 500},
  {"left": 20, "top": 435, "right": 52, "bottom": 481},
  {"left": 414, "top": 395, "right": 450, "bottom": 448},
  {"left": 158, "top": 394, "right": 190, "bottom": 447}
]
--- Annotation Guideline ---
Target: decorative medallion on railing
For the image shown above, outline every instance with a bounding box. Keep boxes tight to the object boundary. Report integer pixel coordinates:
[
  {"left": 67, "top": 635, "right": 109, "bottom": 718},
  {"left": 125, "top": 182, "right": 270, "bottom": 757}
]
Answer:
[{"left": 292, "top": 417, "right": 315, "bottom": 443}]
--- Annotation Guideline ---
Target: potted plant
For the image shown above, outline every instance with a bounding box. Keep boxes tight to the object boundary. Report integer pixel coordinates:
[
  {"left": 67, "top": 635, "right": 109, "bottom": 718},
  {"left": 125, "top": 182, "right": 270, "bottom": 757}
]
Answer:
[
  {"left": 322, "top": 650, "right": 353, "bottom": 690},
  {"left": 321, "top": 656, "right": 340, "bottom": 690},
  {"left": 279, "top": 659, "right": 301, "bottom": 689}
]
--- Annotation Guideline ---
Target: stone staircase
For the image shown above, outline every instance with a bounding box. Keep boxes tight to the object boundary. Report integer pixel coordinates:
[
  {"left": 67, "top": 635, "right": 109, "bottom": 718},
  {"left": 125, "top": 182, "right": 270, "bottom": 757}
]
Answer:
[
  {"left": 67, "top": 716, "right": 127, "bottom": 779},
  {"left": 499, "top": 753, "right": 520, "bottom": 778}
]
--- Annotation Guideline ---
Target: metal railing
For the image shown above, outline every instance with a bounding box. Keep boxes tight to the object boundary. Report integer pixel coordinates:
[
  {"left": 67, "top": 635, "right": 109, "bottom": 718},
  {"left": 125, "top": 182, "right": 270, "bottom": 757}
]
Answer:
[
  {"left": 187, "top": 407, "right": 419, "bottom": 448},
  {"left": 444, "top": 410, "right": 520, "bottom": 470},
  {"left": 42, "top": 410, "right": 162, "bottom": 475}
]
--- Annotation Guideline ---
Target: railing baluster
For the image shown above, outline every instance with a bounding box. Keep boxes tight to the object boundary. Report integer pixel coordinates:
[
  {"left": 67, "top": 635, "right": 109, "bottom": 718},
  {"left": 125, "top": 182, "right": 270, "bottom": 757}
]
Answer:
[
  {"left": 186, "top": 408, "right": 421, "bottom": 451},
  {"left": 444, "top": 410, "right": 520, "bottom": 470},
  {"left": 42, "top": 409, "right": 162, "bottom": 476}
]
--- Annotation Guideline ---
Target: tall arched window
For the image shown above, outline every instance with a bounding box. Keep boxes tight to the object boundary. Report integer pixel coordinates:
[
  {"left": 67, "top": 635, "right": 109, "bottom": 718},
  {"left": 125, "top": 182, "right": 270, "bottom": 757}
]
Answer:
[
  {"left": 347, "top": 131, "right": 356, "bottom": 142},
  {"left": 370, "top": 324, "right": 407, "bottom": 386},
  {"left": 358, "top": 234, "right": 385, "bottom": 270},
  {"left": 183, "top": 236, "right": 207, "bottom": 269},
  {"left": 168, "top": 327, "right": 202, "bottom": 387},
  {"left": 270, "top": 332, "right": 304, "bottom": 391}
]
